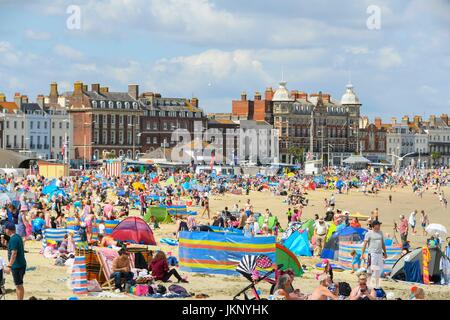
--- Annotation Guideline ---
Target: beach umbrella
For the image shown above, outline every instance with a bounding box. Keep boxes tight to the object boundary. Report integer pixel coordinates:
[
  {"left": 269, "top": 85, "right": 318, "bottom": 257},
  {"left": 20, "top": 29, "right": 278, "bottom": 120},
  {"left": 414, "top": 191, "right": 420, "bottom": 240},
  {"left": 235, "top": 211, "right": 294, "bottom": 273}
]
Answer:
[
  {"left": 132, "top": 182, "right": 145, "bottom": 191},
  {"left": 425, "top": 224, "right": 447, "bottom": 236}
]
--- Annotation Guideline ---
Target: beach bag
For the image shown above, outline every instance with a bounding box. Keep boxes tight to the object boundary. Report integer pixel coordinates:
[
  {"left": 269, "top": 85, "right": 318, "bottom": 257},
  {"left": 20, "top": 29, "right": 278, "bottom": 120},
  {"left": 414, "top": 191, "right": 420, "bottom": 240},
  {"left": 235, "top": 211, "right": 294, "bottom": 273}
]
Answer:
[
  {"left": 374, "top": 288, "right": 387, "bottom": 300},
  {"left": 156, "top": 284, "right": 167, "bottom": 294},
  {"left": 135, "top": 284, "right": 149, "bottom": 296},
  {"left": 168, "top": 284, "right": 189, "bottom": 296},
  {"left": 167, "top": 256, "right": 178, "bottom": 266}
]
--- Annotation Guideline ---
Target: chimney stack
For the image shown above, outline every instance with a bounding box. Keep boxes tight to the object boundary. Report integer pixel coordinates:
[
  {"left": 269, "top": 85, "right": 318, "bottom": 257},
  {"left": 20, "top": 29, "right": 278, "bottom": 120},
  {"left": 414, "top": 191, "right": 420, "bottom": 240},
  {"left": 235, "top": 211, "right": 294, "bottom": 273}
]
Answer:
[
  {"left": 401, "top": 115, "right": 409, "bottom": 124},
  {"left": 374, "top": 117, "right": 382, "bottom": 129},
  {"left": 83, "top": 84, "right": 88, "bottom": 91},
  {"left": 429, "top": 115, "right": 436, "bottom": 126},
  {"left": 91, "top": 83, "right": 100, "bottom": 93},
  {"left": 49, "top": 82, "right": 59, "bottom": 97},
  {"left": 441, "top": 114, "right": 448, "bottom": 126},
  {"left": 241, "top": 91, "right": 247, "bottom": 101},
  {"left": 0, "top": 92, "right": 5, "bottom": 102},
  {"left": 128, "top": 84, "right": 139, "bottom": 100},
  {"left": 391, "top": 117, "right": 397, "bottom": 125},
  {"left": 413, "top": 115, "right": 421, "bottom": 126},
  {"left": 100, "top": 87, "right": 109, "bottom": 93},
  {"left": 37, "top": 95, "right": 45, "bottom": 108},
  {"left": 254, "top": 92, "right": 261, "bottom": 100},
  {"left": 14, "top": 93, "right": 21, "bottom": 107},
  {"left": 265, "top": 87, "right": 274, "bottom": 101},
  {"left": 73, "top": 81, "right": 84, "bottom": 96},
  {"left": 21, "top": 95, "right": 29, "bottom": 104}
]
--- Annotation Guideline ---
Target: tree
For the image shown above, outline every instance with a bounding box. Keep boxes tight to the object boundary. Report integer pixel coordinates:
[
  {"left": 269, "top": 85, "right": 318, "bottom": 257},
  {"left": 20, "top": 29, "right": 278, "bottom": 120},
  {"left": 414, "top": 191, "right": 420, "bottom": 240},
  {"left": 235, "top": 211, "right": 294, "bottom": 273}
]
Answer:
[
  {"left": 431, "top": 151, "right": 441, "bottom": 165},
  {"left": 287, "top": 146, "right": 305, "bottom": 164}
]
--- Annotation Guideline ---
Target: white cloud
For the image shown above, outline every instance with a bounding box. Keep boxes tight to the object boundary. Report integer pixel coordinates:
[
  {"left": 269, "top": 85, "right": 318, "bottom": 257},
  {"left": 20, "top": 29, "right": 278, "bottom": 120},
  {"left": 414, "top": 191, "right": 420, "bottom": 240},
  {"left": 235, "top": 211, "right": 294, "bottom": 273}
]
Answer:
[
  {"left": 53, "top": 44, "right": 84, "bottom": 61},
  {"left": 419, "top": 85, "right": 438, "bottom": 95},
  {"left": 25, "top": 29, "right": 51, "bottom": 41},
  {"left": 344, "top": 46, "right": 369, "bottom": 55},
  {"left": 374, "top": 47, "right": 402, "bottom": 69}
]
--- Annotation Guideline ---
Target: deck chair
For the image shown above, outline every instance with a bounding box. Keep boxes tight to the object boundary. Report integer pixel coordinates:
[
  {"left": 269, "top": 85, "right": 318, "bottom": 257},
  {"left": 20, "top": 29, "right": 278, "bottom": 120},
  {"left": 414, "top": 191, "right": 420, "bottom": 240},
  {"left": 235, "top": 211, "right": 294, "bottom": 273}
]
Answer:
[{"left": 95, "top": 247, "right": 135, "bottom": 290}]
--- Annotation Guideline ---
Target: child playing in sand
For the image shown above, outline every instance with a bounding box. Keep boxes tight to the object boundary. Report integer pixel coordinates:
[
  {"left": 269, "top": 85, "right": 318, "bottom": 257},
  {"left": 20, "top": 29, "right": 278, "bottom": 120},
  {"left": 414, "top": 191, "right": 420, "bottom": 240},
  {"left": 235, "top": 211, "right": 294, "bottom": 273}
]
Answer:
[{"left": 350, "top": 249, "right": 361, "bottom": 273}]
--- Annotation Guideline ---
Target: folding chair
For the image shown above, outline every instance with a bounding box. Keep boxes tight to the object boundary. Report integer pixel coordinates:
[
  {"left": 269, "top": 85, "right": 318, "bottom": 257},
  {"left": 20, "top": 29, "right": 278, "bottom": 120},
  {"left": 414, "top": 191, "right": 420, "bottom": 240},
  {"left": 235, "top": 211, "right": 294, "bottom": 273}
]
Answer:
[{"left": 95, "top": 247, "right": 135, "bottom": 291}]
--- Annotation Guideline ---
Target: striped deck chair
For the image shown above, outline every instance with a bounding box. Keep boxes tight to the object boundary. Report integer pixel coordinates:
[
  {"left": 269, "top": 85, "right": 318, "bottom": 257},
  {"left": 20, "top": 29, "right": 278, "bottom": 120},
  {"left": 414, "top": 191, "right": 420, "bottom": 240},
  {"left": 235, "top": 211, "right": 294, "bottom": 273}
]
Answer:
[{"left": 95, "top": 247, "right": 135, "bottom": 290}]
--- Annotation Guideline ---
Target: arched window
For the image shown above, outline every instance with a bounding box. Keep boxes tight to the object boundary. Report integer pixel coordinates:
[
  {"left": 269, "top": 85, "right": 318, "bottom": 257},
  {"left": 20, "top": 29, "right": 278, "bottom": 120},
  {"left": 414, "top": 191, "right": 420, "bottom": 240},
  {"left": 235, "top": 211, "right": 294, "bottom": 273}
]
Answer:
[
  {"left": 125, "top": 102, "right": 129, "bottom": 109},
  {"left": 133, "top": 102, "right": 138, "bottom": 109},
  {"left": 100, "top": 101, "right": 105, "bottom": 108},
  {"left": 92, "top": 101, "right": 97, "bottom": 108},
  {"left": 117, "top": 102, "right": 122, "bottom": 109},
  {"left": 119, "top": 150, "right": 124, "bottom": 156},
  {"left": 109, "top": 101, "right": 114, "bottom": 108}
]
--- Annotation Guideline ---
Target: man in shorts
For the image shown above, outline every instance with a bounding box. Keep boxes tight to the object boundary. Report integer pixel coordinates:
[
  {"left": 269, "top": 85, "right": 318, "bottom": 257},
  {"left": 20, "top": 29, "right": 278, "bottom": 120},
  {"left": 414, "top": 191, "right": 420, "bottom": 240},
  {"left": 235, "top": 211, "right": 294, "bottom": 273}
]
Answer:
[
  {"left": 4, "top": 222, "right": 27, "bottom": 300},
  {"left": 361, "top": 220, "right": 387, "bottom": 289}
]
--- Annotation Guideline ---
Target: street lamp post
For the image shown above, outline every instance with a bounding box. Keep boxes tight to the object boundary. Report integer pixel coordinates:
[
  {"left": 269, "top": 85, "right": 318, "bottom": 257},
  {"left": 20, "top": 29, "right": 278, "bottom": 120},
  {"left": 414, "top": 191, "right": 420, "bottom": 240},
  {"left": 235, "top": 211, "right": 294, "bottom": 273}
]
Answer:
[{"left": 83, "top": 121, "right": 94, "bottom": 170}]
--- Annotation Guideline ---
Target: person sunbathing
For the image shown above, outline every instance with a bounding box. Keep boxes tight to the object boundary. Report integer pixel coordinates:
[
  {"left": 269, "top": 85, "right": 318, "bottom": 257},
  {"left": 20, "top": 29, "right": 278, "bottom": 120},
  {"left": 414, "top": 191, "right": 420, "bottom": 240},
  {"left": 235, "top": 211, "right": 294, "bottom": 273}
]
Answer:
[
  {"left": 98, "top": 234, "right": 117, "bottom": 247},
  {"left": 308, "top": 274, "right": 338, "bottom": 300}
]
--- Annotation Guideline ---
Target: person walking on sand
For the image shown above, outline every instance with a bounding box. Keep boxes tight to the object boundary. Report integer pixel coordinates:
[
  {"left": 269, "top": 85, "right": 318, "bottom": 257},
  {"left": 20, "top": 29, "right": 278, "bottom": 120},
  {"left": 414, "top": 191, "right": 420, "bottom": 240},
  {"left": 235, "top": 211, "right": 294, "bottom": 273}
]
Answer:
[
  {"left": 409, "top": 210, "right": 417, "bottom": 235},
  {"left": 361, "top": 220, "right": 387, "bottom": 289},
  {"left": 420, "top": 210, "right": 429, "bottom": 236},
  {"left": 3, "top": 222, "right": 27, "bottom": 300},
  {"left": 398, "top": 215, "right": 409, "bottom": 243},
  {"left": 200, "top": 196, "right": 210, "bottom": 220},
  {"left": 388, "top": 194, "right": 392, "bottom": 204},
  {"left": 314, "top": 217, "right": 329, "bottom": 257}
]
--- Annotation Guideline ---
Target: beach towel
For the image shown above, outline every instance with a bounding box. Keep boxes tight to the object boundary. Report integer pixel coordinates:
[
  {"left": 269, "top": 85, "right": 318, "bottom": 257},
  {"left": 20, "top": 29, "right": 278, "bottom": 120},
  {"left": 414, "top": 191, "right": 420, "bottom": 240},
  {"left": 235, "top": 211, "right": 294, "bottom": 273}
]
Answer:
[{"left": 422, "top": 246, "right": 431, "bottom": 284}]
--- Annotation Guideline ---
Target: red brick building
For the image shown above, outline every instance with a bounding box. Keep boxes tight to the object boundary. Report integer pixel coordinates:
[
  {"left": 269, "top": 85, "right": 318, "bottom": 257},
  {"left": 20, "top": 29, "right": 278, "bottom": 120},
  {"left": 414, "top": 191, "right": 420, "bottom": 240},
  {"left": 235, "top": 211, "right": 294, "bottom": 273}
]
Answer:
[
  {"left": 231, "top": 88, "right": 274, "bottom": 124},
  {"left": 67, "top": 82, "right": 144, "bottom": 164}
]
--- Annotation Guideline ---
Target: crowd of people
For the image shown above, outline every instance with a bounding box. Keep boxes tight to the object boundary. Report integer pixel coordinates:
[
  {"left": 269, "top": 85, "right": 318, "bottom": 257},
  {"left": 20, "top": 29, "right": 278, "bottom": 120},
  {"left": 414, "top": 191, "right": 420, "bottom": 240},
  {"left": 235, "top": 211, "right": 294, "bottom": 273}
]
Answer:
[{"left": 0, "top": 165, "right": 448, "bottom": 300}]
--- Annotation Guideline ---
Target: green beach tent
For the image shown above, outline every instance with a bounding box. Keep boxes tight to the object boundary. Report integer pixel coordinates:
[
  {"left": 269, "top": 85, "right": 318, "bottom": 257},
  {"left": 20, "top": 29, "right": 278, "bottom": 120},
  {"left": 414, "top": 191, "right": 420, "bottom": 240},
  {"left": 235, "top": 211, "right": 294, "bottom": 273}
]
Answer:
[
  {"left": 300, "top": 219, "right": 315, "bottom": 240},
  {"left": 145, "top": 206, "right": 172, "bottom": 224}
]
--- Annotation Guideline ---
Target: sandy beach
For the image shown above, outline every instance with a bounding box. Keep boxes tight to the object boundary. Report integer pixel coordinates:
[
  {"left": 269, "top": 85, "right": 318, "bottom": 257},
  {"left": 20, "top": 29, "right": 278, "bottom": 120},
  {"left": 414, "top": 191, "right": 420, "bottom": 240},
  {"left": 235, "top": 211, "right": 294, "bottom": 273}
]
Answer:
[{"left": 1, "top": 185, "right": 450, "bottom": 300}]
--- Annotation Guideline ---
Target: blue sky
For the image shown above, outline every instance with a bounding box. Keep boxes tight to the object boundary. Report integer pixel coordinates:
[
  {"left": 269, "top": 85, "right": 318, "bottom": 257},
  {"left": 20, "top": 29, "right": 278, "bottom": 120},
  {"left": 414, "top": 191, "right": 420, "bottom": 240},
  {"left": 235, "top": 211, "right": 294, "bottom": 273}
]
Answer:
[{"left": 0, "top": 0, "right": 449, "bottom": 121}]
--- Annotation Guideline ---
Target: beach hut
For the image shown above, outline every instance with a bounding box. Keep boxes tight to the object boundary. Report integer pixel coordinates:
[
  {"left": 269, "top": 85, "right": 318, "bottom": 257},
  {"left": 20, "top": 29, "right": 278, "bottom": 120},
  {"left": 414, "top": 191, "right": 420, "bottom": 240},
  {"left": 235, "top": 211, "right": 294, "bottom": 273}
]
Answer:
[{"left": 112, "top": 217, "right": 156, "bottom": 245}]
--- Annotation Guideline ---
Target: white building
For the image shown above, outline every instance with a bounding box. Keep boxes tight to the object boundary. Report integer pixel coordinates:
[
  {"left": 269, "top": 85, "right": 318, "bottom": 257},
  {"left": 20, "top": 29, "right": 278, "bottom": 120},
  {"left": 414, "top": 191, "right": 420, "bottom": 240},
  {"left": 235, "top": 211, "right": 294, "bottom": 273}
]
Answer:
[
  {"left": 386, "top": 119, "right": 427, "bottom": 167},
  {"left": 426, "top": 126, "right": 450, "bottom": 166}
]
